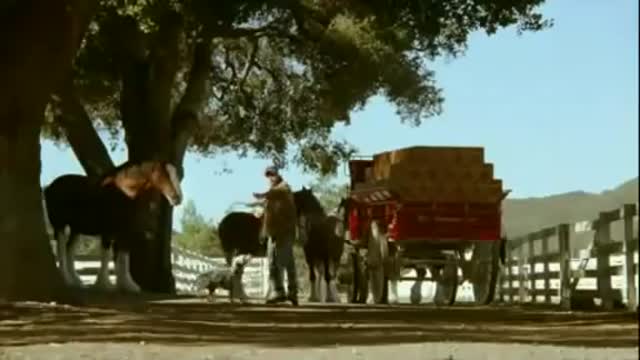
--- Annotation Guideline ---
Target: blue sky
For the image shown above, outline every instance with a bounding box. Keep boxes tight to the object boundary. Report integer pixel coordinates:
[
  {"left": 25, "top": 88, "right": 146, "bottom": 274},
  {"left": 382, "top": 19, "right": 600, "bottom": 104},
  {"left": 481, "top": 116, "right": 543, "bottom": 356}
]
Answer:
[{"left": 40, "top": 0, "right": 639, "bottom": 228}]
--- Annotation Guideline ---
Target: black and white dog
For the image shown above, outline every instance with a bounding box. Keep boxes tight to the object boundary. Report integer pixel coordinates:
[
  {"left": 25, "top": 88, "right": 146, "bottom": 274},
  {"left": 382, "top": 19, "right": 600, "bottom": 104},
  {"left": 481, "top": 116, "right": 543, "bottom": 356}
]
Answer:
[{"left": 195, "top": 254, "right": 253, "bottom": 303}]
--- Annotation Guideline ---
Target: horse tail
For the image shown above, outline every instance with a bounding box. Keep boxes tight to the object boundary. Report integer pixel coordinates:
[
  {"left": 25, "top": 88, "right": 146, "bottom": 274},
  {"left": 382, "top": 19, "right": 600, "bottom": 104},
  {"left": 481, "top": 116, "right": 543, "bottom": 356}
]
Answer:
[
  {"left": 42, "top": 182, "right": 61, "bottom": 231},
  {"left": 217, "top": 215, "right": 234, "bottom": 266}
]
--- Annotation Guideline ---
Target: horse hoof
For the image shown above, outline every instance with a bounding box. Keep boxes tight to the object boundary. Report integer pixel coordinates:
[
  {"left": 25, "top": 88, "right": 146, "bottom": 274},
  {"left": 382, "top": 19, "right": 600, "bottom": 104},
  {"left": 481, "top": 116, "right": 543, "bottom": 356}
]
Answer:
[
  {"left": 324, "top": 294, "right": 339, "bottom": 303},
  {"left": 117, "top": 282, "right": 141, "bottom": 294},
  {"left": 93, "top": 279, "right": 114, "bottom": 291},
  {"left": 69, "top": 279, "right": 85, "bottom": 288}
]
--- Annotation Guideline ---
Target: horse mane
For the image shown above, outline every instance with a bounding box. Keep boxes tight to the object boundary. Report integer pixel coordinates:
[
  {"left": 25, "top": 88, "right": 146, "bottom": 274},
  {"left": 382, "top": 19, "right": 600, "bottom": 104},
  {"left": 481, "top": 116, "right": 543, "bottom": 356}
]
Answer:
[
  {"left": 296, "top": 188, "right": 326, "bottom": 217},
  {"left": 98, "top": 160, "right": 161, "bottom": 185}
]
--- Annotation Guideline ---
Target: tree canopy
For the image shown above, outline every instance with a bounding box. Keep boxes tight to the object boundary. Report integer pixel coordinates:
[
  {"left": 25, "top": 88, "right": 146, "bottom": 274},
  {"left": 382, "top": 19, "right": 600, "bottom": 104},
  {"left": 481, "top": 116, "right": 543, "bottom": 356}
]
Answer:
[{"left": 46, "top": 0, "right": 551, "bottom": 175}]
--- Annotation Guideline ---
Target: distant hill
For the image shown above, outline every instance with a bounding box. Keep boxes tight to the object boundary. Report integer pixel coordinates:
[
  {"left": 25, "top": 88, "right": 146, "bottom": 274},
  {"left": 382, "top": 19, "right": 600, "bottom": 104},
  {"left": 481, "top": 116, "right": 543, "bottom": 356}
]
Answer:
[{"left": 503, "top": 177, "right": 638, "bottom": 254}]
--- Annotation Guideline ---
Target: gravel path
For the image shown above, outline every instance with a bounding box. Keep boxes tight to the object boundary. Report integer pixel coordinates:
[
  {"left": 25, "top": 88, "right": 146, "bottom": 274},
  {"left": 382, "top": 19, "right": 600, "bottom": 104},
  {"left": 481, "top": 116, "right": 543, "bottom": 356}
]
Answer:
[
  {"left": 2, "top": 342, "right": 638, "bottom": 360},
  {"left": 1, "top": 298, "right": 637, "bottom": 359}
]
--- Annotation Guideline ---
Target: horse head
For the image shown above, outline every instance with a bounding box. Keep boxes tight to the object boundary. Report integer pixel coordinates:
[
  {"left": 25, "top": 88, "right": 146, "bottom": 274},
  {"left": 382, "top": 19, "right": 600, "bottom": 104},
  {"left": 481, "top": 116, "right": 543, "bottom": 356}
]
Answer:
[
  {"left": 293, "top": 186, "right": 325, "bottom": 218},
  {"left": 100, "top": 160, "right": 183, "bottom": 206}
]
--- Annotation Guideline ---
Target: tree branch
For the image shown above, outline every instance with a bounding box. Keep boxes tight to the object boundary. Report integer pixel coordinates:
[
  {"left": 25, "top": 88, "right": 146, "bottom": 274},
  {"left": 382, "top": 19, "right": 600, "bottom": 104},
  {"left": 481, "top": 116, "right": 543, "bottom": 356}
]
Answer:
[
  {"left": 118, "top": 12, "right": 183, "bottom": 162},
  {"left": 109, "top": 14, "right": 148, "bottom": 67},
  {"left": 52, "top": 77, "right": 115, "bottom": 177},
  {"left": 238, "top": 40, "right": 259, "bottom": 90},
  {"left": 171, "top": 38, "right": 213, "bottom": 170},
  {"left": 146, "top": 11, "right": 184, "bottom": 142},
  {"left": 224, "top": 47, "right": 239, "bottom": 81},
  {"left": 212, "top": 20, "right": 284, "bottom": 39}
]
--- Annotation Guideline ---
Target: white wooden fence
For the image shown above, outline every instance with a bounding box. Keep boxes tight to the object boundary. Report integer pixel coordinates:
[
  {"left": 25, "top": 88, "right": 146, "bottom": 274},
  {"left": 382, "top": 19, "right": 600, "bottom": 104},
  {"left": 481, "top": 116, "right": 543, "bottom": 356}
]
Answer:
[
  {"left": 57, "top": 203, "right": 638, "bottom": 309},
  {"left": 498, "top": 203, "right": 639, "bottom": 310},
  {"left": 59, "top": 244, "right": 269, "bottom": 297}
]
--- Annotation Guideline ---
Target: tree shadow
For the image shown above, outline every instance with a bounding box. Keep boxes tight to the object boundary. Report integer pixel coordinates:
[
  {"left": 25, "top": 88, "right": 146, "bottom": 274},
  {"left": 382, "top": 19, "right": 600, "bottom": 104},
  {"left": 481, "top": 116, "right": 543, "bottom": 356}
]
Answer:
[{"left": 0, "top": 292, "right": 637, "bottom": 348}]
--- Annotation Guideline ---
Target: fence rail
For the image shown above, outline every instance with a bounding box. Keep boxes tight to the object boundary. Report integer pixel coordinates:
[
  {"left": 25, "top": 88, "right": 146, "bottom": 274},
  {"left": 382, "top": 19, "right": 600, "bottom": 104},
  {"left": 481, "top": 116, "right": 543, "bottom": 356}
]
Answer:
[
  {"left": 61, "top": 245, "right": 269, "bottom": 297},
  {"left": 498, "top": 203, "right": 639, "bottom": 310}
]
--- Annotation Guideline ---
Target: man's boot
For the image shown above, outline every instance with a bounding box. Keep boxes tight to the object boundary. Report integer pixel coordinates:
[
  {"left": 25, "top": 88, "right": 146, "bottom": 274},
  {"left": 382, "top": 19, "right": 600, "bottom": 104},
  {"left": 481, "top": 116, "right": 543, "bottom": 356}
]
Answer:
[
  {"left": 287, "top": 294, "right": 299, "bottom": 306},
  {"left": 266, "top": 294, "right": 287, "bottom": 304}
]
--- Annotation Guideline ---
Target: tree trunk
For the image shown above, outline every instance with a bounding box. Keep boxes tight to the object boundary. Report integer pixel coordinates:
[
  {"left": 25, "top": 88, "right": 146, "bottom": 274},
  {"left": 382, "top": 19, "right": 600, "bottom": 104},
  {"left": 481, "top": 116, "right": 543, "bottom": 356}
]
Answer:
[
  {"left": 118, "top": 17, "right": 211, "bottom": 294},
  {"left": 0, "top": 119, "right": 71, "bottom": 301},
  {"left": 0, "top": 0, "right": 97, "bottom": 302},
  {"left": 120, "top": 58, "right": 179, "bottom": 292},
  {"left": 53, "top": 78, "right": 115, "bottom": 177},
  {"left": 129, "top": 192, "right": 177, "bottom": 293}
]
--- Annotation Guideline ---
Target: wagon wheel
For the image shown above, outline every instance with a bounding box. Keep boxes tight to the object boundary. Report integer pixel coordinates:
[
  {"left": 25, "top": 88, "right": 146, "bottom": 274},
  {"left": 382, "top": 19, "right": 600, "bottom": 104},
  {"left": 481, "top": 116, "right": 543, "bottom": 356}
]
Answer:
[
  {"left": 469, "top": 241, "right": 501, "bottom": 305},
  {"left": 367, "top": 221, "right": 388, "bottom": 304},
  {"left": 433, "top": 254, "right": 459, "bottom": 306}
]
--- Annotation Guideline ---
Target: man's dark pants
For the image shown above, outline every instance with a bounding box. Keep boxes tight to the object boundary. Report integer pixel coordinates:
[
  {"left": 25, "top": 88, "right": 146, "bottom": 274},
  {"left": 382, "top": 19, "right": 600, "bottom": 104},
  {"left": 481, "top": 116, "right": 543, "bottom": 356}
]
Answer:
[{"left": 267, "top": 233, "right": 298, "bottom": 299}]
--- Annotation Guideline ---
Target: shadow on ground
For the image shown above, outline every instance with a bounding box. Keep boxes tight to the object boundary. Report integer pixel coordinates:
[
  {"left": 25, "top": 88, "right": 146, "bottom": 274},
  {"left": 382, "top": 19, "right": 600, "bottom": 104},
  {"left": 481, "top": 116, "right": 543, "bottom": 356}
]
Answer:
[{"left": 0, "top": 291, "right": 637, "bottom": 348}]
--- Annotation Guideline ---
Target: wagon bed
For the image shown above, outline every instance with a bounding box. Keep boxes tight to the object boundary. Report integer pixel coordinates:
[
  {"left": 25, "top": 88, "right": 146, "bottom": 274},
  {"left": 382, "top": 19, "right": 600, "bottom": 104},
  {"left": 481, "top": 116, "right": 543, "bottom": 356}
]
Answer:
[
  {"left": 343, "top": 146, "right": 509, "bottom": 306},
  {"left": 347, "top": 146, "right": 506, "bottom": 244}
]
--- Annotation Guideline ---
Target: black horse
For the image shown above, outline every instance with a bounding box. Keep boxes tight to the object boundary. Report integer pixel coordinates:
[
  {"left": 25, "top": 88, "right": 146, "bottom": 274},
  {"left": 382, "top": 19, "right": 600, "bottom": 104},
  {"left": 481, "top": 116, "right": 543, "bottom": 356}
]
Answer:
[
  {"left": 218, "top": 211, "right": 266, "bottom": 266},
  {"left": 216, "top": 187, "right": 344, "bottom": 303},
  {"left": 294, "top": 187, "right": 345, "bottom": 303},
  {"left": 44, "top": 160, "right": 183, "bottom": 293}
]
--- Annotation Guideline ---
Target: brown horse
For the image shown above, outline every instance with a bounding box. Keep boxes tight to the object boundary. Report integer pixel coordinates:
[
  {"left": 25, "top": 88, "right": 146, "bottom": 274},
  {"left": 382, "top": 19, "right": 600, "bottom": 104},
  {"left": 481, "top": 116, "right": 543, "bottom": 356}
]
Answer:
[
  {"left": 294, "top": 187, "right": 345, "bottom": 303},
  {"left": 44, "top": 160, "right": 182, "bottom": 293}
]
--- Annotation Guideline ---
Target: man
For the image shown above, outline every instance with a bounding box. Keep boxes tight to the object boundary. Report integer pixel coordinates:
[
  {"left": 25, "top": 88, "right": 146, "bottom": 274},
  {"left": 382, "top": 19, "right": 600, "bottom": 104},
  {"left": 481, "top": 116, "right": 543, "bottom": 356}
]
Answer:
[{"left": 251, "top": 165, "right": 299, "bottom": 306}]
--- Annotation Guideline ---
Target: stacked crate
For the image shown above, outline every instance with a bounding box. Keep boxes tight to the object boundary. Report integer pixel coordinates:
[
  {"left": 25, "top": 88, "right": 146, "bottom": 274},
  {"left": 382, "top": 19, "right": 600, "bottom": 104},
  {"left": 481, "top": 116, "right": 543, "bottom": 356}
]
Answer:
[{"left": 356, "top": 146, "right": 504, "bottom": 203}]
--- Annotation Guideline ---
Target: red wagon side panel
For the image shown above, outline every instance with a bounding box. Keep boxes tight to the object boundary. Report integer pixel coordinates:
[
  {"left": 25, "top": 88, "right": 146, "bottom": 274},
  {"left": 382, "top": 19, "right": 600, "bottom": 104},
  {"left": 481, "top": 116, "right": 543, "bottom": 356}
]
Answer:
[{"left": 389, "top": 202, "right": 501, "bottom": 242}]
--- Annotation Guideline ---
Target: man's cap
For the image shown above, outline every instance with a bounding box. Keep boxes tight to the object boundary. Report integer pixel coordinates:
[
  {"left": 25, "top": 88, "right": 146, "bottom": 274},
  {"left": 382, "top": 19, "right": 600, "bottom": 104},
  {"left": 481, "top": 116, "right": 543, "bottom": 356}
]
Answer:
[{"left": 264, "top": 165, "right": 279, "bottom": 176}]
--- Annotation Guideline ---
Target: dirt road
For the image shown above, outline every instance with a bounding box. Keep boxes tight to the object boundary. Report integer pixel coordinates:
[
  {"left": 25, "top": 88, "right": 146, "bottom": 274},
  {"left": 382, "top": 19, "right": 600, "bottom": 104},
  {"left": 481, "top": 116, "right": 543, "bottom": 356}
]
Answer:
[{"left": 1, "top": 297, "right": 637, "bottom": 359}]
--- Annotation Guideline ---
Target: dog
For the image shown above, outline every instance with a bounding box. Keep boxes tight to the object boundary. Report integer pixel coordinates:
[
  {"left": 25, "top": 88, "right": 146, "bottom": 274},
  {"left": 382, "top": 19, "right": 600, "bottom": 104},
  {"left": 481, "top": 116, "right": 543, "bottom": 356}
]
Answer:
[{"left": 195, "top": 254, "right": 253, "bottom": 303}]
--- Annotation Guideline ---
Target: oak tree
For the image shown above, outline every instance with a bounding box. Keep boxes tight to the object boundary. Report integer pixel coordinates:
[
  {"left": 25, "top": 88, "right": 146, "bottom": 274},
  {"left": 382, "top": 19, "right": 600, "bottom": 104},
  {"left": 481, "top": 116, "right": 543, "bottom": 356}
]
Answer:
[{"left": 45, "top": 0, "right": 551, "bottom": 293}]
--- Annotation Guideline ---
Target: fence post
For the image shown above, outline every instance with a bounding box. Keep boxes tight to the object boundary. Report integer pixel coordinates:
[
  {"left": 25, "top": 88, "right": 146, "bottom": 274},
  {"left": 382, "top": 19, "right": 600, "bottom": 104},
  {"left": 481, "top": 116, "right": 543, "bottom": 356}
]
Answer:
[
  {"left": 541, "top": 235, "right": 551, "bottom": 304},
  {"left": 507, "top": 245, "right": 514, "bottom": 303},
  {"left": 558, "top": 223, "right": 571, "bottom": 310},
  {"left": 595, "top": 212, "right": 614, "bottom": 311},
  {"left": 528, "top": 234, "right": 537, "bottom": 304},
  {"left": 623, "top": 204, "right": 637, "bottom": 311},
  {"left": 518, "top": 242, "right": 527, "bottom": 304}
]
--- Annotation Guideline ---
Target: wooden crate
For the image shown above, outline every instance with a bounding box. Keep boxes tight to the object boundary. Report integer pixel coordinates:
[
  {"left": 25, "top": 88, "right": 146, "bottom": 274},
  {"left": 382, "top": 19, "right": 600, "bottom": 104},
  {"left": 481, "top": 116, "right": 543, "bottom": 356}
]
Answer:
[
  {"left": 395, "top": 182, "right": 503, "bottom": 203},
  {"left": 385, "top": 163, "right": 494, "bottom": 183},
  {"left": 372, "top": 146, "right": 486, "bottom": 180},
  {"left": 357, "top": 146, "right": 505, "bottom": 203}
]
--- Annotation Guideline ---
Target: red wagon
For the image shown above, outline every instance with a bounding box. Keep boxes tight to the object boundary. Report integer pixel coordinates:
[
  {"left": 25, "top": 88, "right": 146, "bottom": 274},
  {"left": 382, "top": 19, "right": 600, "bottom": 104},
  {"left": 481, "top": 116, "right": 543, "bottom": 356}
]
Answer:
[{"left": 343, "top": 146, "right": 509, "bottom": 305}]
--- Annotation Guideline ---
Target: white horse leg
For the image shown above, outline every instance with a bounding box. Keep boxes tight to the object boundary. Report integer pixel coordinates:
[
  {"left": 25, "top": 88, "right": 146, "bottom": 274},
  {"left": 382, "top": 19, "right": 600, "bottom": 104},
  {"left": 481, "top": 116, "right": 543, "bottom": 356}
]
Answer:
[
  {"left": 308, "top": 263, "right": 320, "bottom": 302},
  {"left": 66, "top": 233, "right": 84, "bottom": 287},
  {"left": 94, "top": 245, "right": 113, "bottom": 290},
  {"left": 115, "top": 250, "right": 141, "bottom": 293},
  {"left": 236, "top": 269, "right": 250, "bottom": 303},
  {"left": 56, "top": 229, "right": 72, "bottom": 286},
  {"left": 327, "top": 261, "right": 340, "bottom": 303},
  {"left": 316, "top": 262, "right": 328, "bottom": 303}
]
